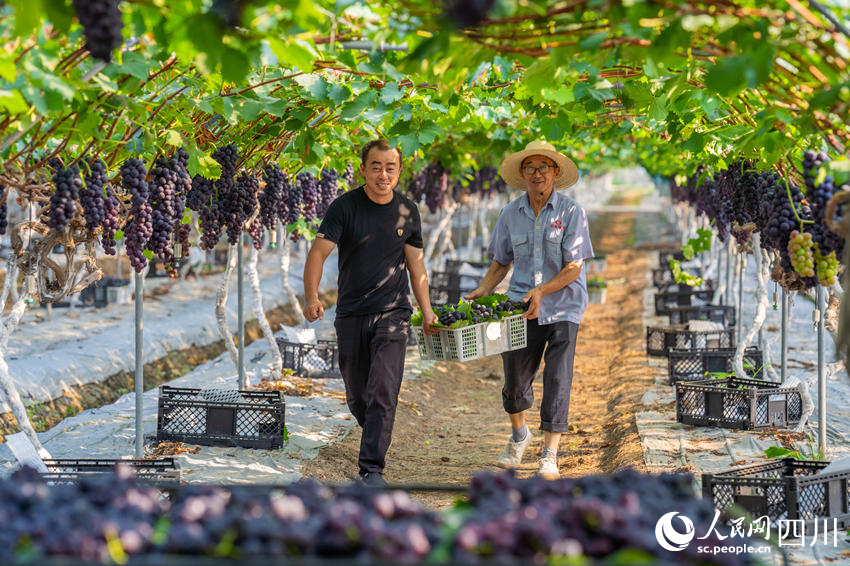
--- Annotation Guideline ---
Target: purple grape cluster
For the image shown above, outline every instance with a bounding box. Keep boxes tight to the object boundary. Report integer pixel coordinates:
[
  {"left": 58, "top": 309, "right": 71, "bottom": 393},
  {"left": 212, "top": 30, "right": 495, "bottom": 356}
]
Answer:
[
  {"left": 120, "top": 158, "right": 153, "bottom": 272},
  {"left": 803, "top": 150, "right": 844, "bottom": 257},
  {"left": 146, "top": 155, "right": 179, "bottom": 259},
  {"left": 297, "top": 172, "right": 319, "bottom": 222},
  {"left": 80, "top": 158, "right": 107, "bottom": 232},
  {"left": 260, "top": 164, "right": 285, "bottom": 231},
  {"left": 0, "top": 185, "right": 7, "bottom": 235},
  {"left": 406, "top": 162, "right": 448, "bottom": 213},
  {"left": 72, "top": 0, "right": 124, "bottom": 62},
  {"left": 191, "top": 175, "right": 222, "bottom": 251},
  {"left": 222, "top": 172, "right": 258, "bottom": 245},
  {"left": 444, "top": 0, "right": 497, "bottom": 28},
  {"left": 342, "top": 162, "right": 355, "bottom": 190},
  {"left": 280, "top": 173, "right": 302, "bottom": 242},
  {"left": 100, "top": 182, "right": 121, "bottom": 255},
  {"left": 317, "top": 168, "right": 339, "bottom": 219},
  {"left": 47, "top": 160, "right": 82, "bottom": 232},
  {"left": 458, "top": 470, "right": 755, "bottom": 565}
]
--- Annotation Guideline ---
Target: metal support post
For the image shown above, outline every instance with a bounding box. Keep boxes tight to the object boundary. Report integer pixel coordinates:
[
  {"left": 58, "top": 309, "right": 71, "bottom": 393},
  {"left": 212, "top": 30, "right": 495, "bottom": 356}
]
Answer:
[
  {"left": 817, "top": 285, "right": 826, "bottom": 456},
  {"left": 781, "top": 289, "right": 788, "bottom": 382},
  {"left": 134, "top": 270, "right": 144, "bottom": 458},
  {"left": 237, "top": 241, "right": 245, "bottom": 389}
]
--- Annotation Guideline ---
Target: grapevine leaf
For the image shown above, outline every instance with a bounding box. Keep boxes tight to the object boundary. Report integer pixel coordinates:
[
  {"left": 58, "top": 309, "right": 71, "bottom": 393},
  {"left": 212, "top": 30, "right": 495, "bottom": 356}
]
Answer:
[
  {"left": 0, "top": 90, "right": 28, "bottom": 114},
  {"left": 295, "top": 74, "right": 329, "bottom": 103},
  {"left": 380, "top": 82, "right": 404, "bottom": 105},
  {"left": 119, "top": 51, "right": 153, "bottom": 81},
  {"left": 142, "top": 250, "right": 154, "bottom": 261},
  {"left": 11, "top": 0, "right": 43, "bottom": 36}
]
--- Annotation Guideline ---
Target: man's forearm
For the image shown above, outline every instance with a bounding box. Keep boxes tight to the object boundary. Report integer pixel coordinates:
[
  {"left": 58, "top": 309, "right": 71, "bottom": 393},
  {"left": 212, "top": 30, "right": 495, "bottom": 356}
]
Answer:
[
  {"left": 539, "top": 262, "right": 582, "bottom": 296},
  {"left": 479, "top": 261, "right": 511, "bottom": 294},
  {"left": 410, "top": 274, "right": 432, "bottom": 313},
  {"left": 303, "top": 249, "right": 324, "bottom": 301}
]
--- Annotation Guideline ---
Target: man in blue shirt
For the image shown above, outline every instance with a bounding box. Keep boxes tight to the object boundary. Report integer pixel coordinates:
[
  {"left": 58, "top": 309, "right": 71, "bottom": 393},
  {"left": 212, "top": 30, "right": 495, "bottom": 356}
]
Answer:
[{"left": 466, "top": 140, "right": 593, "bottom": 479}]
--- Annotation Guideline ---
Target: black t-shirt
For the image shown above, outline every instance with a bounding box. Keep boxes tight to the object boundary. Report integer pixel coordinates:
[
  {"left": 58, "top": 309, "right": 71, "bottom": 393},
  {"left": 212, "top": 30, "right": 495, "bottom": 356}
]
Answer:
[{"left": 317, "top": 186, "right": 423, "bottom": 318}]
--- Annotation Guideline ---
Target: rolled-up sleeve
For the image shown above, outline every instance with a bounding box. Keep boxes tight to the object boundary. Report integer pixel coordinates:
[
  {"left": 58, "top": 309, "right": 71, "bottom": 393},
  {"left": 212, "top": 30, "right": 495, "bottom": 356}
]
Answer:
[
  {"left": 562, "top": 205, "right": 593, "bottom": 263},
  {"left": 487, "top": 210, "right": 513, "bottom": 265}
]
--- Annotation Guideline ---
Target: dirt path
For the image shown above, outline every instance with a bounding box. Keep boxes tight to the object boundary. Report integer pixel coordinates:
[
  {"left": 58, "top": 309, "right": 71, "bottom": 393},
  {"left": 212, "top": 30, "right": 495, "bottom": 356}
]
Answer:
[{"left": 301, "top": 210, "right": 653, "bottom": 508}]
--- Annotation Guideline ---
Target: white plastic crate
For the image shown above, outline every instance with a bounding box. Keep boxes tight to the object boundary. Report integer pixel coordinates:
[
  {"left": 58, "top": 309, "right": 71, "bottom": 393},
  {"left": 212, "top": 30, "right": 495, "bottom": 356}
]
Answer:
[{"left": 414, "top": 314, "right": 527, "bottom": 362}]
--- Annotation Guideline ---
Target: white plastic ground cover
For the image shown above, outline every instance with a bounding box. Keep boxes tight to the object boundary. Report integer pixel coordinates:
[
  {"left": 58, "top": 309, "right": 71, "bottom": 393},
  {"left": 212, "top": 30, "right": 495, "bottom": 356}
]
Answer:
[
  {"left": 0, "top": 248, "right": 339, "bottom": 412},
  {"left": 635, "top": 246, "right": 850, "bottom": 565},
  {"left": 0, "top": 303, "right": 436, "bottom": 483}
]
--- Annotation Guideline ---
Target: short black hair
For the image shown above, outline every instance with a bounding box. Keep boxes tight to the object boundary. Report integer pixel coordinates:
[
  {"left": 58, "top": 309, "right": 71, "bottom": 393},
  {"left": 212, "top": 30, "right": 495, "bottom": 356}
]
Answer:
[{"left": 360, "top": 140, "right": 403, "bottom": 167}]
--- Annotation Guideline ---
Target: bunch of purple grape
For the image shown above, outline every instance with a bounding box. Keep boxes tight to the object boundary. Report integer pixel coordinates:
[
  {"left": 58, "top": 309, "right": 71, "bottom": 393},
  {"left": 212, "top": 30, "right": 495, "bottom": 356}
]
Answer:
[
  {"left": 120, "top": 158, "right": 153, "bottom": 272},
  {"left": 495, "top": 299, "right": 525, "bottom": 313},
  {"left": 457, "top": 470, "right": 757, "bottom": 565},
  {"left": 80, "top": 158, "right": 108, "bottom": 232},
  {"left": 470, "top": 303, "right": 494, "bottom": 323},
  {"left": 316, "top": 168, "right": 339, "bottom": 219},
  {"left": 0, "top": 185, "right": 7, "bottom": 235},
  {"left": 297, "top": 172, "right": 319, "bottom": 222},
  {"left": 435, "top": 305, "right": 467, "bottom": 326},
  {"left": 47, "top": 159, "right": 82, "bottom": 232}
]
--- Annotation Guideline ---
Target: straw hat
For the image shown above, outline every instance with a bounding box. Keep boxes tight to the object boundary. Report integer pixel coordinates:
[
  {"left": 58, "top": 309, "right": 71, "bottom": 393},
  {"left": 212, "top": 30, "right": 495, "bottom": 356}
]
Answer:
[{"left": 498, "top": 140, "right": 579, "bottom": 191}]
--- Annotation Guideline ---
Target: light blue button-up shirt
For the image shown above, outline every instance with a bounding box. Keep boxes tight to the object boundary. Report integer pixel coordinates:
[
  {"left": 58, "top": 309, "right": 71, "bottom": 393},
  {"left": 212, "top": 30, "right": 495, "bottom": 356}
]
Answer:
[{"left": 487, "top": 190, "right": 594, "bottom": 325}]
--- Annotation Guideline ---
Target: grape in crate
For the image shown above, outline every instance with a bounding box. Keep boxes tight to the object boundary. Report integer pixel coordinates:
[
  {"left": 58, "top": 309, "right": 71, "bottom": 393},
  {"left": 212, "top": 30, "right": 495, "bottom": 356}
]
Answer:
[
  {"left": 302, "top": 140, "right": 438, "bottom": 487},
  {"left": 465, "top": 140, "right": 593, "bottom": 480}
]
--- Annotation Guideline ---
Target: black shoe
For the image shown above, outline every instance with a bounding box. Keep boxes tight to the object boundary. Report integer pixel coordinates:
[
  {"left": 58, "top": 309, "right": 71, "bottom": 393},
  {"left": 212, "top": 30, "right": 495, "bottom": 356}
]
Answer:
[{"left": 360, "top": 472, "right": 388, "bottom": 488}]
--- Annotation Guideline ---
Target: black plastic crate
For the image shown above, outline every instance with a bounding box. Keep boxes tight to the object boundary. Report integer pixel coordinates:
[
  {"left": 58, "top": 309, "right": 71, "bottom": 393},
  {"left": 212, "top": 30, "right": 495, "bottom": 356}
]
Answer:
[
  {"left": 156, "top": 386, "right": 285, "bottom": 449},
  {"left": 40, "top": 458, "right": 180, "bottom": 484},
  {"left": 702, "top": 458, "right": 850, "bottom": 530},
  {"left": 676, "top": 377, "right": 802, "bottom": 430},
  {"left": 79, "top": 284, "right": 108, "bottom": 307},
  {"left": 667, "top": 347, "right": 762, "bottom": 384},
  {"left": 659, "top": 249, "right": 686, "bottom": 267},
  {"left": 654, "top": 286, "right": 715, "bottom": 316},
  {"left": 445, "top": 259, "right": 490, "bottom": 273},
  {"left": 276, "top": 338, "right": 342, "bottom": 379},
  {"left": 646, "top": 325, "right": 734, "bottom": 356},
  {"left": 667, "top": 305, "right": 735, "bottom": 328},
  {"left": 429, "top": 270, "right": 478, "bottom": 305},
  {"left": 652, "top": 266, "right": 703, "bottom": 288}
]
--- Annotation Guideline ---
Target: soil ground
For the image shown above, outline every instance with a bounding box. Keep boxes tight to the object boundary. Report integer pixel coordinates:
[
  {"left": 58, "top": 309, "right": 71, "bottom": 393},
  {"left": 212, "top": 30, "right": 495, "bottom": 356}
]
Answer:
[{"left": 302, "top": 203, "right": 655, "bottom": 508}]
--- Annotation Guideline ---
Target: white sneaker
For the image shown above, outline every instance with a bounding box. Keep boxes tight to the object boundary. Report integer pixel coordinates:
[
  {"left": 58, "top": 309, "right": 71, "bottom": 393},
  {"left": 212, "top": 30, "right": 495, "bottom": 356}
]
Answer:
[
  {"left": 537, "top": 455, "right": 560, "bottom": 479},
  {"left": 496, "top": 433, "right": 531, "bottom": 467}
]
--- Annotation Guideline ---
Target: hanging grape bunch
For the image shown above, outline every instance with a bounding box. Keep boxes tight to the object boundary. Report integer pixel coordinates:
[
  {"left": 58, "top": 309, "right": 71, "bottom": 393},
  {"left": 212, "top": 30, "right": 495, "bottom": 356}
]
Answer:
[
  {"left": 787, "top": 230, "right": 815, "bottom": 278},
  {"left": 342, "top": 163, "right": 355, "bottom": 191},
  {"left": 146, "top": 155, "right": 179, "bottom": 261},
  {"left": 189, "top": 175, "right": 221, "bottom": 251},
  {"left": 71, "top": 0, "right": 125, "bottom": 62},
  {"left": 802, "top": 150, "right": 843, "bottom": 286},
  {"left": 80, "top": 158, "right": 107, "bottom": 233},
  {"left": 316, "top": 168, "right": 339, "bottom": 219},
  {"left": 297, "top": 172, "right": 319, "bottom": 222},
  {"left": 47, "top": 160, "right": 83, "bottom": 232},
  {"left": 100, "top": 182, "right": 121, "bottom": 255},
  {"left": 171, "top": 148, "right": 191, "bottom": 224},
  {"left": 0, "top": 185, "right": 8, "bottom": 236},
  {"left": 277, "top": 171, "right": 302, "bottom": 242},
  {"left": 444, "top": 0, "right": 497, "bottom": 28},
  {"left": 120, "top": 158, "right": 153, "bottom": 272},
  {"left": 223, "top": 172, "right": 258, "bottom": 245},
  {"left": 405, "top": 166, "right": 428, "bottom": 204}
]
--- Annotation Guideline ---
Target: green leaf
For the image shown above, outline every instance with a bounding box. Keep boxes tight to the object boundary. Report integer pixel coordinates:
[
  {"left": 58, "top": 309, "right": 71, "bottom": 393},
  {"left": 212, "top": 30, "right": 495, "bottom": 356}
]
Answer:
[
  {"left": 142, "top": 249, "right": 154, "bottom": 261},
  {"left": 648, "top": 97, "right": 668, "bottom": 122},
  {"left": 266, "top": 38, "right": 317, "bottom": 72},
  {"left": 704, "top": 55, "right": 748, "bottom": 96},
  {"left": 327, "top": 83, "right": 351, "bottom": 106},
  {"left": 119, "top": 51, "right": 152, "bottom": 81},
  {"left": 221, "top": 46, "right": 249, "bottom": 83},
  {"left": 25, "top": 65, "right": 75, "bottom": 101},
  {"left": 11, "top": 0, "right": 43, "bottom": 36},
  {"left": 114, "top": 229, "right": 124, "bottom": 241},
  {"left": 339, "top": 90, "right": 377, "bottom": 121},
  {"left": 164, "top": 130, "right": 184, "bottom": 147},
  {"left": 0, "top": 90, "right": 29, "bottom": 114},
  {"left": 417, "top": 120, "right": 442, "bottom": 145},
  {"left": 579, "top": 32, "right": 608, "bottom": 50},
  {"left": 181, "top": 209, "right": 192, "bottom": 224},
  {"left": 294, "top": 74, "right": 329, "bottom": 102},
  {"left": 43, "top": 0, "right": 75, "bottom": 32},
  {"left": 380, "top": 82, "right": 404, "bottom": 105},
  {"left": 391, "top": 133, "right": 420, "bottom": 156},
  {"left": 764, "top": 446, "right": 803, "bottom": 460},
  {"left": 0, "top": 57, "right": 16, "bottom": 82}
]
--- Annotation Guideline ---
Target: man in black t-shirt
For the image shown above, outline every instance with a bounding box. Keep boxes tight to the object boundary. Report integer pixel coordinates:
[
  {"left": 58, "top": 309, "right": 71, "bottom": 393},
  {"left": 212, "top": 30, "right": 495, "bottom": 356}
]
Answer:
[{"left": 303, "top": 140, "right": 438, "bottom": 486}]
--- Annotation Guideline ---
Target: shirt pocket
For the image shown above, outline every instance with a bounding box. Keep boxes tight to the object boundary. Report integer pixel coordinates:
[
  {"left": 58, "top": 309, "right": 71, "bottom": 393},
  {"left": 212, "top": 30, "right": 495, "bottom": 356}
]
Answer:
[
  {"left": 544, "top": 231, "right": 564, "bottom": 265},
  {"left": 511, "top": 232, "right": 531, "bottom": 259}
]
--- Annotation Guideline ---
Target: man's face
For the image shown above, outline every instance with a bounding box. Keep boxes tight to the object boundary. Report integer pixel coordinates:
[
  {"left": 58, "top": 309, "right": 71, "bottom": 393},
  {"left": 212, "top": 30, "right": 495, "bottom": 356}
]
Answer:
[
  {"left": 521, "top": 155, "right": 559, "bottom": 196},
  {"left": 360, "top": 147, "right": 401, "bottom": 199}
]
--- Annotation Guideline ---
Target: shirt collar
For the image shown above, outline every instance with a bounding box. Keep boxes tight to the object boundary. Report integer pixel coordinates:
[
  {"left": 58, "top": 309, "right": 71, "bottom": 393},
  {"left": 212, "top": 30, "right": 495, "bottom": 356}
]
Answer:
[{"left": 518, "top": 190, "right": 559, "bottom": 215}]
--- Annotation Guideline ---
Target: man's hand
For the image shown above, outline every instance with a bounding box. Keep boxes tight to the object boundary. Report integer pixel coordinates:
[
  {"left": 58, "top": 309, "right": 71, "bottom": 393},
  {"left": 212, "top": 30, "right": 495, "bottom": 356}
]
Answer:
[
  {"left": 521, "top": 287, "right": 544, "bottom": 319},
  {"left": 463, "top": 287, "right": 487, "bottom": 301},
  {"left": 303, "top": 299, "right": 324, "bottom": 322},
  {"left": 423, "top": 310, "right": 439, "bottom": 335}
]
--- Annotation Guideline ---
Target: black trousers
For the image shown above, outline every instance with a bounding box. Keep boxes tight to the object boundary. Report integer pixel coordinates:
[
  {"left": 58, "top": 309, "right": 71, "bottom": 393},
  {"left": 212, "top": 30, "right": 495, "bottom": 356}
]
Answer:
[
  {"left": 334, "top": 308, "right": 410, "bottom": 475},
  {"left": 500, "top": 319, "right": 579, "bottom": 433}
]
